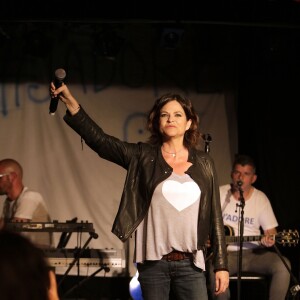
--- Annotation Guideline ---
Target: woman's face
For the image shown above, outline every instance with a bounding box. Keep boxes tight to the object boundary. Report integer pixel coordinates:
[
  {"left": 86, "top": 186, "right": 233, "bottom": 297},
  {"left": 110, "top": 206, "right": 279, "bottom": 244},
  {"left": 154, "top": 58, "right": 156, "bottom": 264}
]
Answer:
[{"left": 159, "top": 100, "right": 191, "bottom": 139}]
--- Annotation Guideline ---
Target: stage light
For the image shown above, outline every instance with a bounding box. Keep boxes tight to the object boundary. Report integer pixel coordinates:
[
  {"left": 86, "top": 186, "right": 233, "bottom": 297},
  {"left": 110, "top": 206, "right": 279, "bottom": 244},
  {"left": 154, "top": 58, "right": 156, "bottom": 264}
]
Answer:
[
  {"left": 129, "top": 271, "right": 143, "bottom": 300},
  {"left": 160, "top": 27, "right": 184, "bottom": 49}
]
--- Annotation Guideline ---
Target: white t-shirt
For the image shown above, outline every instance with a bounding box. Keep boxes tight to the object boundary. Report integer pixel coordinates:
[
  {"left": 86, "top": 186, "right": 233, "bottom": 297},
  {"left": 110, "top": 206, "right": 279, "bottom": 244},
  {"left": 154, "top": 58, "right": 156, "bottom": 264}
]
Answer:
[
  {"left": 220, "top": 184, "right": 278, "bottom": 251},
  {"left": 135, "top": 172, "right": 206, "bottom": 270},
  {"left": 2, "top": 187, "right": 53, "bottom": 248}
]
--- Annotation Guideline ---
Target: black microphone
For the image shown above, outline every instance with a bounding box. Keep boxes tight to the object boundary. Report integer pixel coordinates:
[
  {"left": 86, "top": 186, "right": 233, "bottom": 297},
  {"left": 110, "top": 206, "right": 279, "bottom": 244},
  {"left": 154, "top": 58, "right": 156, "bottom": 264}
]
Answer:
[
  {"left": 49, "top": 68, "right": 66, "bottom": 115},
  {"left": 237, "top": 180, "right": 243, "bottom": 187}
]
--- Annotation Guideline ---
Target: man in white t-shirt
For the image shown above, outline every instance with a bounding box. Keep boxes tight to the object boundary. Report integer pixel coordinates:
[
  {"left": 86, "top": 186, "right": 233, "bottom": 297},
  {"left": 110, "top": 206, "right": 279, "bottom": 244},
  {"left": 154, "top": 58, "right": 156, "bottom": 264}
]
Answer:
[
  {"left": 208, "top": 154, "right": 291, "bottom": 300},
  {"left": 0, "top": 158, "right": 53, "bottom": 248}
]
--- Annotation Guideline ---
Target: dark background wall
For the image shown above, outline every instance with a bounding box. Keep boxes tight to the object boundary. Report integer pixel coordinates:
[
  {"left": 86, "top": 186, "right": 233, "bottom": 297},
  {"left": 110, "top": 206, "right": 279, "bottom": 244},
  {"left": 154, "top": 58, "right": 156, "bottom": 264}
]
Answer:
[{"left": 237, "top": 24, "right": 300, "bottom": 288}]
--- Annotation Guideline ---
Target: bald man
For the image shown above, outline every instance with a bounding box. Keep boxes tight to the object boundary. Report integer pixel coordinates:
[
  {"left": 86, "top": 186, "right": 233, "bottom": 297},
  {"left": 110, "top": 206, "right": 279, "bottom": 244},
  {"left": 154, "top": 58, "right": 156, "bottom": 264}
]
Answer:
[{"left": 0, "top": 158, "right": 53, "bottom": 248}]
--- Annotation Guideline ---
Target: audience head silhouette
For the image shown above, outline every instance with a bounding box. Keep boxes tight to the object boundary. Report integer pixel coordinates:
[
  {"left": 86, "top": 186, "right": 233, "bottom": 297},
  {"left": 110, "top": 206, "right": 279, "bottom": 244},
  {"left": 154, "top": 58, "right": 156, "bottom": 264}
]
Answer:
[{"left": 0, "top": 229, "right": 59, "bottom": 300}]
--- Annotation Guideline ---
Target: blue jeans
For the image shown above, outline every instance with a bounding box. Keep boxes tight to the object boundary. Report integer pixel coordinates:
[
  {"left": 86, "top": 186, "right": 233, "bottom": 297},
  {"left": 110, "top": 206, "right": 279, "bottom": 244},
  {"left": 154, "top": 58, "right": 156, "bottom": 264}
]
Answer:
[{"left": 137, "top": 259, "right": 208, "bottom": 300}]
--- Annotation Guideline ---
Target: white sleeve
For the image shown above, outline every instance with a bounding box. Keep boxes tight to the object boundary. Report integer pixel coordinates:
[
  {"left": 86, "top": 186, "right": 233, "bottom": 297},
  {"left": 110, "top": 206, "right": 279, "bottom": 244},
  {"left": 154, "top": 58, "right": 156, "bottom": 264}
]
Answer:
[{"left": 258, "top": 192, "right": 278, "bottom": 230}]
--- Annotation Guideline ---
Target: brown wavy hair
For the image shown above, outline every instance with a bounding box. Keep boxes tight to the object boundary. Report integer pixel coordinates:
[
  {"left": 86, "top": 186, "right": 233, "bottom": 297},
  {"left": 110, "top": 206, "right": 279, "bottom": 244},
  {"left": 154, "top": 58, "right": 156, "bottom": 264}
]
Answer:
[{"left": 146, "top": 93, "right": 201, "bottom": 148}]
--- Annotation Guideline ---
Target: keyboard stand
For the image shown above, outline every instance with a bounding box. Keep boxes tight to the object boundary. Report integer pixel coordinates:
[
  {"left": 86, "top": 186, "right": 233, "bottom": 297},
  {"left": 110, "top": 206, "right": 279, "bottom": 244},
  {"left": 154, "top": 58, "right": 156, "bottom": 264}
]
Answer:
[
  {"left": 61, "top": 263, "right": 110, "bottom": 298},
  {"left": 58, "top": 231, "right": 98, "bottom": 288}
]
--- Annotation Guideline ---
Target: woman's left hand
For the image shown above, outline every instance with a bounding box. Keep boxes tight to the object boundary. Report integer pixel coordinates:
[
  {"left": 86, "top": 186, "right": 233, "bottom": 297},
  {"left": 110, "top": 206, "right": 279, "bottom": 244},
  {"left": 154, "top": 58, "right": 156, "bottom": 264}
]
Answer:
[{"left": 214, "top": 270, "right": 230, "bottom": 295}]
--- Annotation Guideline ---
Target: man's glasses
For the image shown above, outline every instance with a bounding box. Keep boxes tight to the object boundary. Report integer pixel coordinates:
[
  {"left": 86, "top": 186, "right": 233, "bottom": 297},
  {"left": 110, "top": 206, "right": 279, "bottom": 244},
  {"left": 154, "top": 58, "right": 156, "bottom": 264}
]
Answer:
[{"left": 0, "top": 173, "right": 10, "bottom": 178}]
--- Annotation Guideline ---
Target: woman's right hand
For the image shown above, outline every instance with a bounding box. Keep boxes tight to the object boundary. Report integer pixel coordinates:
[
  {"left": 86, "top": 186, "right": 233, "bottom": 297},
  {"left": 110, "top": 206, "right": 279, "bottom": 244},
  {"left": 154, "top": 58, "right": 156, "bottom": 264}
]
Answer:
[{"left": 50, "top": 82, "right": 80, "bottom": 115}]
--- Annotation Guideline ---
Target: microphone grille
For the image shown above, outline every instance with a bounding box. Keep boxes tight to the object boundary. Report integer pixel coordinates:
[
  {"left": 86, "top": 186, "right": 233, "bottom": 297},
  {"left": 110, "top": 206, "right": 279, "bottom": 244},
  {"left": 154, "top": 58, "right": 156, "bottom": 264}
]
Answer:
[
  {"left": 55, "top": 68, "right": 66, "bottom": 80},
  {"left": 237, "top": 180, "right": 243, "bottom": 187}
]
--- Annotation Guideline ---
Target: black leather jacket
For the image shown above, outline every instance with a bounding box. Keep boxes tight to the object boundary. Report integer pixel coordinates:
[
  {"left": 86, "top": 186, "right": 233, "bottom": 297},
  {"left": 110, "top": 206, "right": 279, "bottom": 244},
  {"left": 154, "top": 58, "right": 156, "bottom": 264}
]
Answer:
[{"left": 64, "top": 108, "right": 228, "bottom": 271}]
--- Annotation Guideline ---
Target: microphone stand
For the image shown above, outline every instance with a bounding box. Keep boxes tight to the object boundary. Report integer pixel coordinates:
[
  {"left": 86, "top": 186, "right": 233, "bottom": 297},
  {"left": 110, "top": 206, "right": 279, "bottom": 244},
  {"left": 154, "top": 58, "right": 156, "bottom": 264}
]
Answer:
[
  {"left": 203, "top": 134, "right": 212, "bottom": 154},
  {"left": 236, "top": 183, "right": 245, "bottom": 300},
  {"left": 273, "top": 244, "right": 300, "bottom": 298}
]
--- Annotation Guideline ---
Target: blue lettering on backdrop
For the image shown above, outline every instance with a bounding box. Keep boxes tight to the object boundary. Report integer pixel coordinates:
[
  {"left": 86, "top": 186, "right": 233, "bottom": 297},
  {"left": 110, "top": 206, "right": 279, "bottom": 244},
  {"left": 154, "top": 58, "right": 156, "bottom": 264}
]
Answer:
[
  {"left": 0, "top": 82, "right": 22, "bottom": 117},
  {"left": 0, "top": 83, "right": 8, "bottom": 116},
  {"left": 27, "top": 83, "right": 50, "bottom": 104},
  {"left": 1, "top": 82, "right": 56, "bottom": 117},
  {"left": 0, "top": 38, "right": 210, "bottom": 120},
  {"left": 123, "top": 112, "right": 148, "bottom": 142},
  {"left": 0, "top": 30, "right": 206, "bottom": 117}
]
